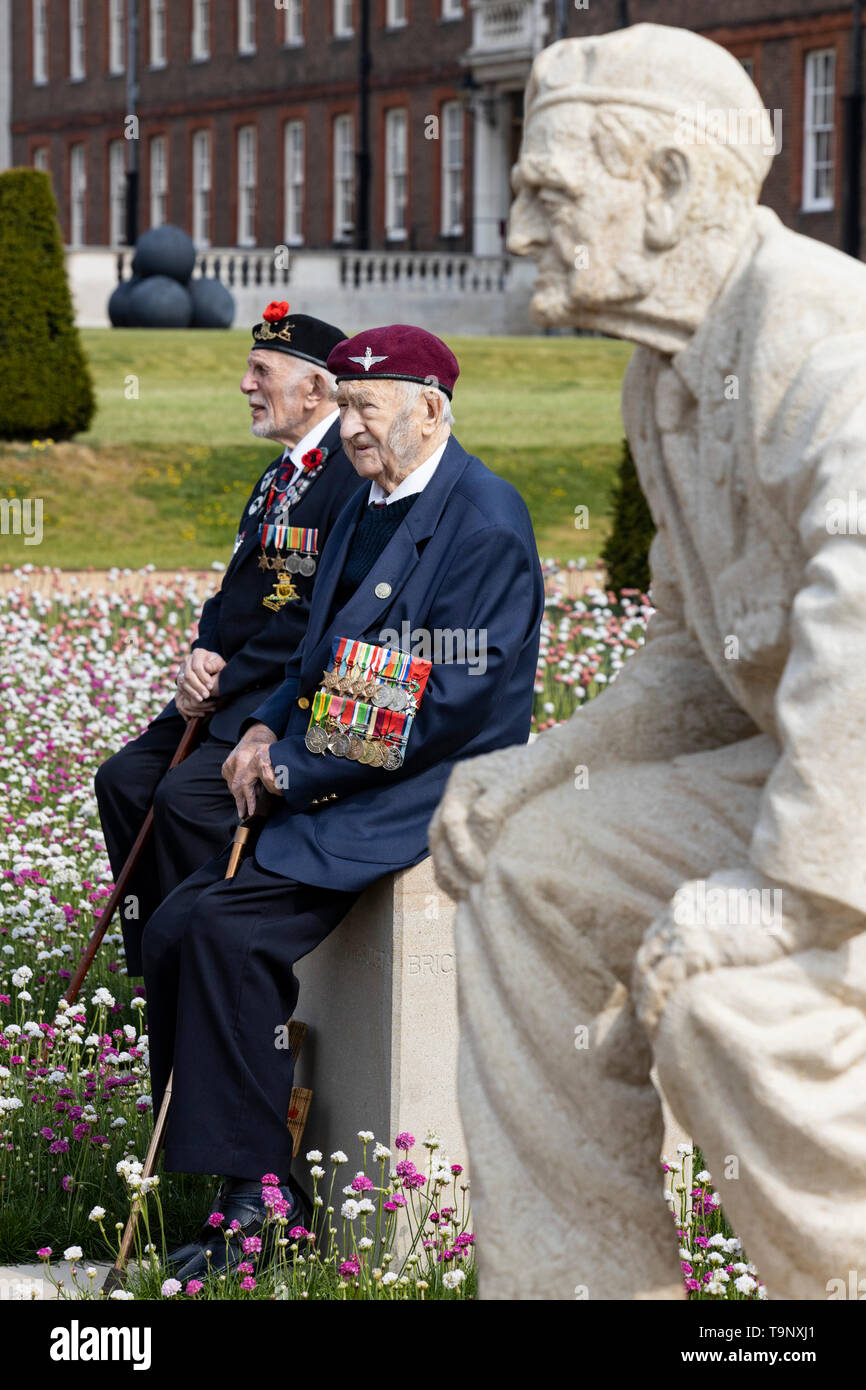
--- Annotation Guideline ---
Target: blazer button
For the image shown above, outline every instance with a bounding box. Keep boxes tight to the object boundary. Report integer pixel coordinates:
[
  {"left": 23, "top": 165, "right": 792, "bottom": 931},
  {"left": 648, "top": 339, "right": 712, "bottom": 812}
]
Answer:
[
  {"left": 375, "top": 581, "right": 392, "bottom": 599},
  {"left": 298, "top": 697, "right": 310, "bottom": 709}
]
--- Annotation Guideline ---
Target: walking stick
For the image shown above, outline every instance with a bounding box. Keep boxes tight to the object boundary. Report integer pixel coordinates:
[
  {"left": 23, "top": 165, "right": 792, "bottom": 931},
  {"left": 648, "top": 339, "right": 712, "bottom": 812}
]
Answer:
[
  {"left": 102, "top": 812, "right": 313, "bottom": 1296},
  {"left": 64, "top": 716, "right": 204, "bottom": 1007}
]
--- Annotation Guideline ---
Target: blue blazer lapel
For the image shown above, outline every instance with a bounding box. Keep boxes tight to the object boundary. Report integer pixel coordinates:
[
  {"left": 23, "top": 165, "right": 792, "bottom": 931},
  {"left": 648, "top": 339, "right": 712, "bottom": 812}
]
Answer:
[{"left": 300, "top": 435, "right": 472, "bottom": 684}]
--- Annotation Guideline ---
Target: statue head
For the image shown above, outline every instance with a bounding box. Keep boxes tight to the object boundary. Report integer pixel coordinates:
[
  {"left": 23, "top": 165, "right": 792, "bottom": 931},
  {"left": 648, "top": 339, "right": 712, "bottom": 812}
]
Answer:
[{"left": 509, "top": 25, "right": 776, "bottom": 347}]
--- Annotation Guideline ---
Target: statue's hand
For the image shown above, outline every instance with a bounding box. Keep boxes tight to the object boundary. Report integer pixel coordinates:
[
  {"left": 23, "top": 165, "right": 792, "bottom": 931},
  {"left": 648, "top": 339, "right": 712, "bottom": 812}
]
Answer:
[
  {"left": 633, "top": 869, "right": 828, "bottom": 1039},
  {"left": 430, "top": 744, "right": 536, "bottom": 902}
]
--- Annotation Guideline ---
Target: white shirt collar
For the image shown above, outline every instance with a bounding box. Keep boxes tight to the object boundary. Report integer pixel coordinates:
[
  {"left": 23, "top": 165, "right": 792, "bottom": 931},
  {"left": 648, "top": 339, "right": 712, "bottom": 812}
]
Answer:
[
  {"left": 368, "top": 436, "right": 450, "bottom": 506},
  {"left": 281, "top": 409, "right": 339, "bottom": 469}
]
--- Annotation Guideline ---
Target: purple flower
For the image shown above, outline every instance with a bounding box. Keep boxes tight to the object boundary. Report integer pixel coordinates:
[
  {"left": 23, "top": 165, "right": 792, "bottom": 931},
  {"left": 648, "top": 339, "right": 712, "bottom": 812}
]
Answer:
[
  {"left": 339, "top": 1258, "right": 360, "bottom": 1278},
  {"left": 49, "top": 1139, "right": 69, "bottom": 1154},
  {"left": 242, "top": 1236, "right": 262, "bottom": 1254},
  {"left": 39, "top": 1126, "right": 55, "bottom": 1140},
  {"left": 394, "top": 1131, "right": 415, "bottom": 1151},
  {"left": 351, "top": 1174, "right": 374, "bottom": 1192},
  {"left": 61, "top": 1175, "right": 74, "bottom": 1193},
  {"left": 207, "top": 1211, "right": 224, "bottom": 1228}
]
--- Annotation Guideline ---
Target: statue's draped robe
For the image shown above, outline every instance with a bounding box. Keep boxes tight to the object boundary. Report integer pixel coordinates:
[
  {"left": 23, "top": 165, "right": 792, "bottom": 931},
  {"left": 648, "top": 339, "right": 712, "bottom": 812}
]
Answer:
[{"left": 451, "top": 207, "right": 866, "bottom": 1299}]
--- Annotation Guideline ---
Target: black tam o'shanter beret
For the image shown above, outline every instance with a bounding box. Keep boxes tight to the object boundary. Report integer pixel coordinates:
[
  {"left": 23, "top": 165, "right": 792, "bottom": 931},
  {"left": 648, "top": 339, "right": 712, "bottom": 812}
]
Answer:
[
  {"left": 327, "top": 324, "right": 460, "bottom": 398},
  {"left": 251, "top": 301, "right": 346, "bottom": 368}
]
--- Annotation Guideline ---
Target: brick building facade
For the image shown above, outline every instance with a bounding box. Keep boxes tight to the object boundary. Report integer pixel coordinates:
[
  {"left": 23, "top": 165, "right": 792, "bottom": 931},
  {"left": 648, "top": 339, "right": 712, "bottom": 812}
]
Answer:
[{"left": 8, "top": 0, "right": 866, "bottom": 259}]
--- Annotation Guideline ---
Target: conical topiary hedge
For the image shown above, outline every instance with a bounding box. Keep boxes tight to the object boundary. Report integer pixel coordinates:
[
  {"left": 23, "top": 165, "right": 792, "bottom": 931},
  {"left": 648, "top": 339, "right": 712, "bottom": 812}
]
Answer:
[
  {"left": 0, "top": 168, "right": 95, "bottom": 440},
  {"left": 600, "top": 436, "right": 656, "bottom": 594}
]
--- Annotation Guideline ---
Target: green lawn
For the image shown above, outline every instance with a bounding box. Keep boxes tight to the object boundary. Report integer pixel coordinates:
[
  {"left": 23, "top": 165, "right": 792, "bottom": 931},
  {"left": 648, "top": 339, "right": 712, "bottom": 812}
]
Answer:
[{"left": 0, "top": 330, "right": 632, "bottom": 568}]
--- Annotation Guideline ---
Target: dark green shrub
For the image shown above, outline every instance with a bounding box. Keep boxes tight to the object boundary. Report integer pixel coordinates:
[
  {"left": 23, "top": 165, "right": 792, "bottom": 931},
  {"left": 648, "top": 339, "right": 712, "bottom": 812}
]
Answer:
[
  {"left": 0, "top": 169, "right": 95, "bottom": 439},
  {"left": 601, "top": 436, "right": 656, "bottom": 593}
]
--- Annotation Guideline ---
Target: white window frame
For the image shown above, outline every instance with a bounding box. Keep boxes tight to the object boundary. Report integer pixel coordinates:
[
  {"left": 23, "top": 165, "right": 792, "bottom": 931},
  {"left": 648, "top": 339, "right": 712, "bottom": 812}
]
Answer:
[
  {"left": 109, "top": 139, "right": 127, "bottom": 245},
  {"left": 69, "top": 0, "right": 86, "bottom": 80},
  {"left": 284, "top": 120, "right": 305, "bottom": 246},
  {"left": 284, "top": 0, "right": 303, "bottom": 46},
  {"left": 33, "top": 0, "right": 48, "bottom": 85},
  {"left": 192, "top": 129, "right": 212, "bottom": 247},
  {"left": 109, "top": 0, "right": 126, "bottom": 74},
  {"left": 149, "top": 134, "right": 167, "bottom": 228},
  {"left": 441, "top": 0, "right": 462, "bottom": 18},
  {"left": 802, "top": 48, "right": 835, "bottom": 212},
  {"left": 150, "top": 0, "right": 167, "bottom": 68},
  {"left": 334, "top": 0, "right": 353, "bottom": 39},
  {"left": 33, "top": 146, "right": 50, "bottom": 173},
  {"left": 440, "top": 100, "right": 463, "bottom": 236},
  {"left": 333, "top": 114, "right": 354, "bottom": 241},
  {"left": 238, "top": 0, "right": 256, "bottom": 54},
  {"left": 386, "top": 0, "right": 407, "bottom": 28},
  {"left": 69, "top": 143, "right": 87, "bottom": 245},
  {"left": 191, "top": 0, "right": 211, "bottom": 61},
  {"left": 385, "top": 108, "right": 408, "bottom": 240},
  {"left": 237, "top": 124, "right": 257, "bottom": 247}
]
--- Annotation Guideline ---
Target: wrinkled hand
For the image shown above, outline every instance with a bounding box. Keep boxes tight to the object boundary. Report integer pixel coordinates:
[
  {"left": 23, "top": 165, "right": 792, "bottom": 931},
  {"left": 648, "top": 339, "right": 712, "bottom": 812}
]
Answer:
[
  {"left": 632, "top": 869, "right": 842, "bottom": 1039},
  {"left": 222, "top": 724, "right": 277, "bottom": 819},
  {"left": 176, "top": 648, "right": 226, "bottom": 719},
  {"left": 430, "top": 744, "right": 535, "bottom": 902}
]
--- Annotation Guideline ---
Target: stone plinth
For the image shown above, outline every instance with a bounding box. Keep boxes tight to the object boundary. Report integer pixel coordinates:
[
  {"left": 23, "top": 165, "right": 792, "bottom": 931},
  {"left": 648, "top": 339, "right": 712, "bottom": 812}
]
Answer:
[{"left": 292, "top": 858, "right": 467, "bottom": 1184}]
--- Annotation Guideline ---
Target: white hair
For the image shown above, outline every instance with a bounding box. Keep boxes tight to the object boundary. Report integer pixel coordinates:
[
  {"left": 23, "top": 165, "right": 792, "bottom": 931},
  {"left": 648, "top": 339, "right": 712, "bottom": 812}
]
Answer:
[{"left": 391, "top": 377, "right": 454, "bottom": 426}]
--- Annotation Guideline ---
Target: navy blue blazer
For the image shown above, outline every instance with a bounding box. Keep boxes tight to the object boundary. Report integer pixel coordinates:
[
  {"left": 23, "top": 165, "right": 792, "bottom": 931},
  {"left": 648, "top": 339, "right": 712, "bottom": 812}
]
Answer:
[
  {"left": 247, "top": 434, "right": 544, "bottom": 892},
  {"left": 154, "top": 416, "right": 364, "bottom": 742}
]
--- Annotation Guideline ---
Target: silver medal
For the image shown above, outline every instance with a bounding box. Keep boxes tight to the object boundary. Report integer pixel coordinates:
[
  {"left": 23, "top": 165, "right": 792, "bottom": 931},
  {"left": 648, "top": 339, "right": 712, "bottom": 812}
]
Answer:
[{"left": 298, "top": 555, "right": 316, "bottom": 576}]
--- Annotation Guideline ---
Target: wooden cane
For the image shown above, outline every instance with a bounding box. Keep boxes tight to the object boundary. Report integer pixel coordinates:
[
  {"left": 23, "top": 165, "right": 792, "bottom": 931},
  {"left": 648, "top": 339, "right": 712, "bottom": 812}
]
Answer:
[
  {"left": 102, "top": 814, "right": 312, "bottom": 1295},
  {"left": 64, "top": 716, "right": 204, "bottom": 1007}
]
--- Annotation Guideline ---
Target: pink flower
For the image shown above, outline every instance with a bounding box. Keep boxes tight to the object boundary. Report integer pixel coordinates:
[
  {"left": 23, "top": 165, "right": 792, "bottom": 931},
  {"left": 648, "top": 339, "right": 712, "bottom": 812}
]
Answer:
[
  {"left": 241, "top": 1276, "right": 256, "bottom": 1291},
  {"left": 207, "top": 1211, "right": 224, "bottom": 1228},
  {"left": 37, "top": 1247, "right": 52, "bottom": 1258},
  {"left": 260, "top": 1172, "right": 281, "bottom": 1186},
  {"left": 238, "top": 1261, "right": 254, "bottom": 1274},
  {"left": 185, "top": 1279, "right": 203, "bottom": 1296},
  {"left": 339, "top": 1258, "right": 360, "bottom": 1278},
  {"left": 261, "top": 1184, "right": 282, "bottom": 1207},
  {"left": 289, "top": 1226, "right": 310, "bottom": 1240},
  {"left": 242, "top": 1236, "right": 262, "bottom": 1254},
  {"left": 450, "top": 1164, "right": 463, "bottom": 1175},
  {"left": 681, "top": 1262, "right": 693, "bottom": 1275},
  {"left": 684, "top": 1278, "right": 701, "bottom": 1291},
  {"left": 351, "top": 1173, "right": 374, "bottom": 1192},
  {"left": 395, "top": 1131, "right": 414, "bottom": 1151}
]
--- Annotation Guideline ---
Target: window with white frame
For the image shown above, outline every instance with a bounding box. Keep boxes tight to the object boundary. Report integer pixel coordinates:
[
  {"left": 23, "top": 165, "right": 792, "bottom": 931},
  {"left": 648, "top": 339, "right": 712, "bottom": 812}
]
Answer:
[
  {"left": 109, "top": 139, "right": 127, "bottom": 244},
  {"left": 109, "top": 0, "right": 126, "bottom": 73},
  {"left": 69, "top": 0, "right": 86, "bottom": 79},
  {"left": 385, "top": 108, "right": 408, "bottom": 239},
  {"left": 333, "top": 114, "right": 354, "bottom": 240},
  {"left": 150, "top": 135, "right": 167, "bottom": 227},
  {"left": 69, "top": 143, "right": 87, "bottom": 245},
  {"left": 237, "top": 125, "right": 257, "bottom": 246},
  {"left": 191, "top": 0, "right": 211, "bottom": 60},
  {"left": 386, "top": 0, "right": 407, "bottom": 27},
  {"left": 284, "top": 120, "right": 305, "bottom": 245},
  {"left": 284, "top": 0, "right": 303, "bottom": 46},
  {"left": 150, "top": 0, "right": 167, "bottom": 66},
  {"left": 441, "top": 0, "right": 462, "bottom": 18},
  {"left": 192, "top": 129, "right": 212, "bottom": 246},
  {"left": 33, "top": 146, "right": 50, "bottom": 173},
  {"left": 803, "top": 48, "right": 835, "bottom": 211},
  {"left": 33, "top": 0, "right": 48, "bottom": 84},
  {"left": 441, "top": 100, "right": 463, "bottom": 235},
  {"left": 334, "top": 0, "right": 353, "bottom": 38},
  {"left": 238, "top": 0, "right": 256, "bottom": 54}
]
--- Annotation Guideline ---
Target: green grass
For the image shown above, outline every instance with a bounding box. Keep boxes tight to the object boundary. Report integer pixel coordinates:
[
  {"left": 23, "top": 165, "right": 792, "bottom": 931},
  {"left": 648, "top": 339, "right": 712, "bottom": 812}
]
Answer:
[{"left": 0, "top": 330, "right": 632, "bottom": 568}]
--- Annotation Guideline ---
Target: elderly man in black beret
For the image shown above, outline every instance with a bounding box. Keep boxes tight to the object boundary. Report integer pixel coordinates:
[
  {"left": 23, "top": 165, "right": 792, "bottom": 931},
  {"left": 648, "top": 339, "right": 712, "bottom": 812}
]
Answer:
[{"left": 95, "top": 304, "right": 362, "bottom": 976}]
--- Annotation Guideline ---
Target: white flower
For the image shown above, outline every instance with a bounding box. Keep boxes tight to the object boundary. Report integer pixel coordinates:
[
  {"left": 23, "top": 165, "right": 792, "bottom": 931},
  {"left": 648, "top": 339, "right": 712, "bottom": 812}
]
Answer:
[
  {"left": 340, "top": 1200, "right": 360, "bottom": 1221},
  {"left": 91, "top": 987, "right": 115, "bottom": 1008},
  {"left": 676, "top": 1143, "right": 693, "bottom": 1156},
  {"left": 330, "top": 1150, "right": 348, "bottom": 1164},
  {"left": 11, "top": 965, "right": 32, "bottom": 987},
  {"left": 88, "top": 1206, "right": 106, "bottom": 1221},
  {"left": 0, "top": 1096, "right": 23, "bottom": 1112},
  {"left": 694, "top": 1169, "right": 712, "bottom": 1183},
  {"left": 357, "top": 1130, "right": 374, "bottom": 1142},
  {"left": 706, "top": 1280, "right": 727, "bottom": 1295},
  {"left": 358, "top": 1237, "right": 373, "bottom": 1250},
  {"left": 161, "top": 1278, "right": 182, "bottom": 1297},
  {"left": 309, "top": 1165, "right": 325, "bottom": 1180},
  {"left": 381, "top": 1271, "right": 398, "bottom": 1286},
  {"left": 357, "top": 1198, "right": 375, "bottom": 1214},
  {"left": 678, "top": 1247, "right": 691, "bottom": 1261},
  {"left": 306, "top": 1149, "right": 322, "bottom": 1163},
  {"left": 423, "top": 1130, "right": 441, "bottom": 1150},
  {"left": 63, "top": 1245, "right": 83, "bottom": 1262},
  {"left": 707, "top": 1234, "right": 727, "bottom": 1248},
  {"left": 110, "top": 1289, "right": 134, "bottom": 1301},
  {"left": 373, "top": 1143, "right": 391, "bottom": 1161},
  {"left": 734, "top": 1274, "right": 757, "bottom": 1295},
  {"left": 708, "top": 1253, "right": 725, "bottom": 1265},
  {"left": 443, "top": 1270, "right": 465, "bottom": 1289},
  {"left": 130, "top": 997, "right": 146, "bottom": 1011}
]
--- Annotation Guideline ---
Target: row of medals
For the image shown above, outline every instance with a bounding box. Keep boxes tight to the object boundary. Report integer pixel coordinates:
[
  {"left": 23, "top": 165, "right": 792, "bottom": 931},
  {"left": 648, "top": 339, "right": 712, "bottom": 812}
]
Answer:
[
  {"left": 304, "top": 663, "right": 416, "bottom": 770},
  {"left": 259, "top": 551, "right": 317, "bottom": 576}
]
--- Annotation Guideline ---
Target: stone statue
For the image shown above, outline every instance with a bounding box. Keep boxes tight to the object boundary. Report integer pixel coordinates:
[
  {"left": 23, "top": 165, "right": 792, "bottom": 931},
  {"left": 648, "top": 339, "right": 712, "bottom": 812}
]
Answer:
[{"left": 430, "top": 23, "right": 866, "bottom": 1301}]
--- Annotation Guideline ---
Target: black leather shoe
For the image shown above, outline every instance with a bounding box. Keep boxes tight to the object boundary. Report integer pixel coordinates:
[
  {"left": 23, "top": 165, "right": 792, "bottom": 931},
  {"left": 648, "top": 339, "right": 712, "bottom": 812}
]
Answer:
[{"left": 165, "top": 1175, "right": 311, "bottom": 1284}]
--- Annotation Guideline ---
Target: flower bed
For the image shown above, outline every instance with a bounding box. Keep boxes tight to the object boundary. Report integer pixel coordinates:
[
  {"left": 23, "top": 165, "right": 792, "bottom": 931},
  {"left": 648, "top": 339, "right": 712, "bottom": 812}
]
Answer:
[{"left": 0, "top": 563, "right": 761, "bottom": 1298}]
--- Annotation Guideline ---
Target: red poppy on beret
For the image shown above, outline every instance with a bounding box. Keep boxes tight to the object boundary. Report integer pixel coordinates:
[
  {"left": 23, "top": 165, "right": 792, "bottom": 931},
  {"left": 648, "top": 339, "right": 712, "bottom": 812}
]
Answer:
[
  {"left": 326, "top": 324, "right": 460, "bottom": 398},
  {"left": 263, "top": 300, "right": 290, "bottom": 322}
]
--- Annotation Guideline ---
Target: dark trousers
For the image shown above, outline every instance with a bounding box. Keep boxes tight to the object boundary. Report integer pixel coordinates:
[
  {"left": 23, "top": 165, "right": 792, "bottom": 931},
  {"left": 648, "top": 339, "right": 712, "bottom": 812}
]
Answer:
[
  {"left": 141, "top": 847, "right": 360, "bottom": 1182},
  {"left": 94, "top": 714, "right": 238, "bottom": 974}
]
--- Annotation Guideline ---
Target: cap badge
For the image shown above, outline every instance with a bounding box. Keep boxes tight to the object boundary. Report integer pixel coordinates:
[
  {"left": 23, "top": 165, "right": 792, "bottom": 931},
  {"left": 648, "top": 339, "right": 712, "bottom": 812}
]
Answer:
[
  {"left": 374, "top": 581, "right": 392, "bottom": 599},
  {"left": 349, "top": 346, "right": 389, "bottom": 372}
]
